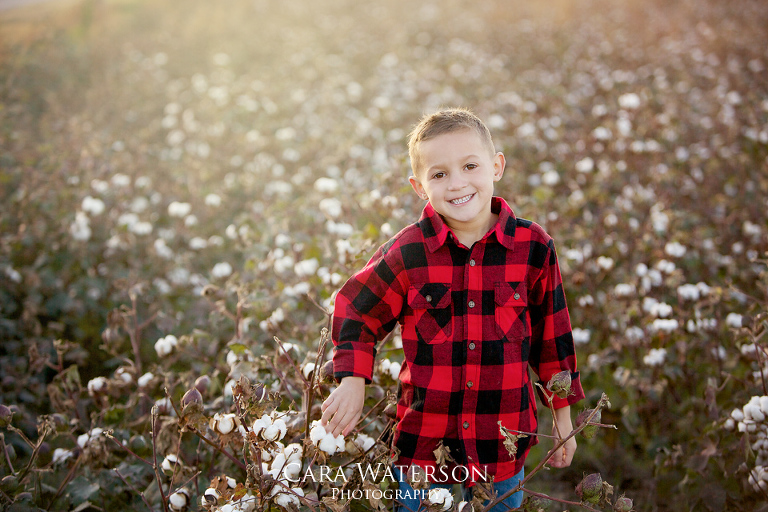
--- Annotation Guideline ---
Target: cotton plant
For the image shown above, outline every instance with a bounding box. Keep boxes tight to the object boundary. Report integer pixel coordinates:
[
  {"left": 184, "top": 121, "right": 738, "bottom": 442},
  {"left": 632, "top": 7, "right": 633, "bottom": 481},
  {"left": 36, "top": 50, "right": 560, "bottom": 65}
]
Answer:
[
  {"left": 168, "top": 488, "right": 190, "bottom": 512},
  {"left": 252, "top": 412, "right": 288, "bottom": 442},
  {"left": 87, "top": 376, "right": 109, "bottom": 396},
  {"left": 426, "top": 488, "right": 454, "bottom": 511},
  {"left": 154, "top": 334, "right": 179, "bottom": 357},
  {"left": 261, "top": 442, "right": 302, "bottom": 482},
  {"left": 725, "top": 396, "right": 768, "bottom": 492},
  {"left": 76, "top": 427, "right": 104, "bottom": 449},
  {"left": 378, "top": 358, "right": 402, "bottom": 381},
  {"left": 309, "top": 420, "right": 346, "bottom": 455},
  {"left": 161, "top": 453, "right": 182, "bottom": 476},
  {"left": 200, "top": 476, "right": 252, "bottom": 511},
  {"left": 210, "top": 413, "right": 240, "bottom": 436},
  {"left": 268, "top": 484, "right": 305, "bottom": 509},
  {"left": 137, "top": 372, "right": 155, "bottom": 389},
  {"left": 343, "top": 432, "right": 377, "bottom": 459}
]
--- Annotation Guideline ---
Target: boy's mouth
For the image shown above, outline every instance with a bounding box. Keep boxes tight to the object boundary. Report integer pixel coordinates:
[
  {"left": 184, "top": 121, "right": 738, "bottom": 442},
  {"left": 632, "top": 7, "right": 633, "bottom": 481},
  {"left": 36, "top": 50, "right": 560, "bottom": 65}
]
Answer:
[{"left": 449, "top": 193, "right": 474, "bottom": 205}]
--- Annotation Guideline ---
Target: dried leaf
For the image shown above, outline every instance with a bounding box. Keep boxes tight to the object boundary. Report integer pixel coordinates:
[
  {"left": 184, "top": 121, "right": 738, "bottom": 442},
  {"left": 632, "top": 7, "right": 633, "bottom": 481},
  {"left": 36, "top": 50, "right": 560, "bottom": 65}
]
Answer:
[
  {"left": 433, "top": 440, "right": 455, "bottom": 467},
  {"left": 498, "top": 421, "right": 527, "bottom": 459},
  {"left": 322, "top": 496, "right": 349, "bottom": 512},
  {"left": 601, "top": 481, "right": 614, "bottom": 503},
  {"left": 232, "top": 483, "right": 248, "bottom": 501},
  {"left": 364, "top": 480, "right": 387, "bottom": 511},
  {"left": 407, "top": 465, "right": 431, "bottom": 491}
]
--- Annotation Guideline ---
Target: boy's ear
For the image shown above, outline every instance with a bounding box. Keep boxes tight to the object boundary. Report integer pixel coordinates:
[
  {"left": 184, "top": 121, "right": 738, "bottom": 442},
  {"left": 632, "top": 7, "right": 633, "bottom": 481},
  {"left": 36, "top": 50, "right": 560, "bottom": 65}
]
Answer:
[
  {"left": 493, "top": 152, "right": 506, "bottom": 182},
  {"left": 408, "top": 175, "right": 428, "bottom": 200}
]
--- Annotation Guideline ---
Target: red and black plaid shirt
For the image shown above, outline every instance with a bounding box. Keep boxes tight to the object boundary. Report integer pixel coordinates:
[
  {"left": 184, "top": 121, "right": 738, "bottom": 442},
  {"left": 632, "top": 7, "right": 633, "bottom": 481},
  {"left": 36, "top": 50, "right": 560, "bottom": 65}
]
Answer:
[{"left": 332, "top": 197, "right": 584, "bottom": 483}]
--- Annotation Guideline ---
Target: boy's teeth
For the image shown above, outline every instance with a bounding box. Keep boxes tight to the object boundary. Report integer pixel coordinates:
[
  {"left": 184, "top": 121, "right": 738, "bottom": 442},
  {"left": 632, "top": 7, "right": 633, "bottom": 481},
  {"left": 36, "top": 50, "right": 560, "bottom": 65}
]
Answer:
[{"left": 450, "top": 194, "right": 473, "bottom": 205}]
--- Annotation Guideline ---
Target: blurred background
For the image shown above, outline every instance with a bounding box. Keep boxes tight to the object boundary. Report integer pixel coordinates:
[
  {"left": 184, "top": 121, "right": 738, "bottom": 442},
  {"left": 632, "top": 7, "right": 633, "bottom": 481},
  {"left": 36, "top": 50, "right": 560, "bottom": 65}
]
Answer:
[{"left": 1, "top": 0, "right": 767, "bottom": 510}]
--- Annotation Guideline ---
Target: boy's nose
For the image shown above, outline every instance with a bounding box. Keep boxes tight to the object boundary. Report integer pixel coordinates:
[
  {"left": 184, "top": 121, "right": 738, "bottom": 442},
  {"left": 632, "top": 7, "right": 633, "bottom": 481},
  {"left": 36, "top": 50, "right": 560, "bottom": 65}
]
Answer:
[{"left": 448, "top": 173, "right": 468, "bottom": 190}]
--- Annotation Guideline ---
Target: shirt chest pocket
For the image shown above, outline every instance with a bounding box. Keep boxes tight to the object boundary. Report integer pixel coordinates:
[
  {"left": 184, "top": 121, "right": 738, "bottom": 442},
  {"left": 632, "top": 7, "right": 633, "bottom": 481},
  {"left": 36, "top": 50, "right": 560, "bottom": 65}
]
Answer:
[
  {"left": 407, "top": 283, "right": 452, "bottom": 344},
  {"left": 495, "top": 282, "right": 530, "bottom": 342}
]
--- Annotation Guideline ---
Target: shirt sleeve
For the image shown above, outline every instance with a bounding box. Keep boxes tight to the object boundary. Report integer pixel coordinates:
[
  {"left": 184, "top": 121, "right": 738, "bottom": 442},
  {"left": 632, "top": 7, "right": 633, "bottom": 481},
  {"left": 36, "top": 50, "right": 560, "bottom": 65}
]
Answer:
[
  {"left": 528, "top": 238, "right": 585, "bottom": 409},
  {"left": 331, "top": 243, "right": 407, "bottom": 383}
]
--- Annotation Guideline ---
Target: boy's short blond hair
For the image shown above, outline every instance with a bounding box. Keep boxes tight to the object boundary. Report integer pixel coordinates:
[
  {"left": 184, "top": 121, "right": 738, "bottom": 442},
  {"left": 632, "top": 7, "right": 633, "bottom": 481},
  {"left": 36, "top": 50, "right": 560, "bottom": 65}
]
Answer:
[{"left": 407, "top": 107, "right": 496, "bottom": 176}]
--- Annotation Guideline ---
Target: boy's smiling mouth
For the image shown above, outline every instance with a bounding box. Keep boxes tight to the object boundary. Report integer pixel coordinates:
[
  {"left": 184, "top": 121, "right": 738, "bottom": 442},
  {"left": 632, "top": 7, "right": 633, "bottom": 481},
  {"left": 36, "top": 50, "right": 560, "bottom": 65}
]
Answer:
[{"left": 449, "top": 193, "right": 475, "bottom": 205}]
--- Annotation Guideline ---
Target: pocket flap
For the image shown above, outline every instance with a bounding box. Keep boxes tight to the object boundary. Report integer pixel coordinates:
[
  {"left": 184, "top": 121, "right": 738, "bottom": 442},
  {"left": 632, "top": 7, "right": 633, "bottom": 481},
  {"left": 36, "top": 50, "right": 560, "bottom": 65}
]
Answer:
[
  {"left": 408, "top": 283, "right": 452, "bottom": 309},
  {"left": 495, "top": 282, "right": 527, "bottom": 306}
]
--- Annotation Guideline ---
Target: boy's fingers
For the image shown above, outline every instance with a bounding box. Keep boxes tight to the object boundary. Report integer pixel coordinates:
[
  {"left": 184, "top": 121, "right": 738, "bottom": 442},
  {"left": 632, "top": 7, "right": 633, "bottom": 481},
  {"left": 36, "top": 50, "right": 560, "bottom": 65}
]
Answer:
[
  {"left": 329, "top": 410, "right": 351, "bottom": 437},
  {"left": 320, "top": 397, "right": 337, "bottom": 426}
]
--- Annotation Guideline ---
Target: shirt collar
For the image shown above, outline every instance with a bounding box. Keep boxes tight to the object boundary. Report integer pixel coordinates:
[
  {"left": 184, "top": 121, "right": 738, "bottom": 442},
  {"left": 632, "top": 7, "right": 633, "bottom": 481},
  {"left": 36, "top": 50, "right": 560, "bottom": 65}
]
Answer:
[{"left": 418, "top": 196, "right": 517, "bottom": 252}]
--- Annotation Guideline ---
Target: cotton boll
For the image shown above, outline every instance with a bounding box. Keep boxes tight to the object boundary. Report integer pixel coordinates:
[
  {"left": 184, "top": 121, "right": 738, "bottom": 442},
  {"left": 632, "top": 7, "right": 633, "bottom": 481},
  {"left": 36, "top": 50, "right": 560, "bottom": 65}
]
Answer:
[
  {"left": 335, "top": 433, "right": 346, "bottom": 453},
  {"left": 211, "top": 413, "right": 237, "bottom": 435},
  {"left": 253, "top": 415, "right": 271, "bottom": 437},
  {"left": 760, "top": 397, "right": 768, "bottom": 416},
  {"left": 428, "top": 488, "right": 454, "bottom": 511},
  {"left": 274, "top": 491, "right": 300, "bottom": 508},
  {"left": 203, "top": 487, "right": 221, "bottom": 504},
  {"left": 747, "top": 404, "right": 766, "bottom": 422},
  {"left": 161, "top": 454, "right": 180, "bottom": 475},
  {"left": 302, "top": 363, "right": 316, "bottom": 380},
  {"left": 87, "top": 376, "right": 109, "bottom": 396},
  {"left": 263, "top": 424, "right": 281, "bottom": 441},
  {"left": 272, "top": 418, "right": 287, "bottom": 440},
  {"left": 168, "top": 488, "right": 189, "bottom": 511},
  {"left": 283, "top": 461, "right": 302, "bottom": 481},
  {"left": 284, "top": 443, "right": 303, "bottom": 462},
  {"left": 271, "top": 452, "right": 287, "bottom": 472},
  {"left": 388, "top": 361, "right": 401, "bottom": 380},
  {"left": 318, "top": 434, "right": 339, "bottom": 455},
  {"left": 309, "top": 422, "right": 327, "bottom": 444},
  {"left": 355, "top": 434, "right": 375, "bottom": 453}
]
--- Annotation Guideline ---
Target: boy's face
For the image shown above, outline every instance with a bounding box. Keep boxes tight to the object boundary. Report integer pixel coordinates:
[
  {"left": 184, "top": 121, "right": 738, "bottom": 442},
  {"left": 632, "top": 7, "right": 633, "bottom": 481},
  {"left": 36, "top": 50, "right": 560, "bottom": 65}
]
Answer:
[{"left": 409, "top": 128, "right": 505, "bottom": 233}]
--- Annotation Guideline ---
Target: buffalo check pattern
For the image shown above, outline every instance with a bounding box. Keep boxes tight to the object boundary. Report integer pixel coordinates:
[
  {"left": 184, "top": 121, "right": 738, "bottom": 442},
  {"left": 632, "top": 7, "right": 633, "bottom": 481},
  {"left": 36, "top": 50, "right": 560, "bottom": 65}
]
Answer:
[{"left": 332, "top": 197, "right": 584, "bottom": 483}]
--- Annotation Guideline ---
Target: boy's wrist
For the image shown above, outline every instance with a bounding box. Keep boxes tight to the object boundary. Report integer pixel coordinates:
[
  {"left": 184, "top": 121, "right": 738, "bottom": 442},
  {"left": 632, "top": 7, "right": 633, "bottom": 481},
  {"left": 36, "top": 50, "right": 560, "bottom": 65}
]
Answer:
[{"left": 341, "top": 376, "right": 365, "bottom": 386}]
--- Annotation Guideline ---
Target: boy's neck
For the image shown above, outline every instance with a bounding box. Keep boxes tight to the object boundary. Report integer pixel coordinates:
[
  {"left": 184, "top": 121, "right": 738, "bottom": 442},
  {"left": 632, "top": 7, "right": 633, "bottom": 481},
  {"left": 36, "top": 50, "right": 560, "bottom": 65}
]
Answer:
[{"left": 445, "top": 212, "right": 499, "bottom": 248}]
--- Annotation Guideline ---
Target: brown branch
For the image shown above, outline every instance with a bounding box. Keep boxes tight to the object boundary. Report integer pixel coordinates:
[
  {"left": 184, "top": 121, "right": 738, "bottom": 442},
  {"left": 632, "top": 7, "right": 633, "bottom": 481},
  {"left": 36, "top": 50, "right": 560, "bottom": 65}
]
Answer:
[
  {"left": 483, "top": 394, "right": 611, "bottom": 512},
  {"left": 304, "top": 326, "right": 331, "bottom": 450},
  {"left": 522, "top": 488, "right": 603, "bottom": 512},
  {"left": 106, "top": 434, "right": 153, "bottom": 466},
  {"left": 150, "top": 407, "right": 171, "bottom": 512},
  {"left": 187, "top": 426, "right": 247, "bottom": 472}
]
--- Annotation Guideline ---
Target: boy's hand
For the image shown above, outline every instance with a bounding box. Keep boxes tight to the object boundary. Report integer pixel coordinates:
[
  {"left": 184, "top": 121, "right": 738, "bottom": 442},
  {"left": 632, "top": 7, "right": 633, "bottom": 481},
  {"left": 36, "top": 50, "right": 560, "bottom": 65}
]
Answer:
[
  {"left": 321, "top": 376, "right": 366, "bottom": 437},
  {"left": 548, "top": 406, "right": 577, "bottom": 468}
]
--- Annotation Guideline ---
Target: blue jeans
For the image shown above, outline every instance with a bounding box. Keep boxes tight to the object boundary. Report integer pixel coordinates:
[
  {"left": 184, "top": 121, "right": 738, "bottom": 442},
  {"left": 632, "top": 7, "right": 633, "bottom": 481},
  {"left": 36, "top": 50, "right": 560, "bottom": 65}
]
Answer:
[{"left": 393, "top": 466, "right": 524, "bottom": 512}]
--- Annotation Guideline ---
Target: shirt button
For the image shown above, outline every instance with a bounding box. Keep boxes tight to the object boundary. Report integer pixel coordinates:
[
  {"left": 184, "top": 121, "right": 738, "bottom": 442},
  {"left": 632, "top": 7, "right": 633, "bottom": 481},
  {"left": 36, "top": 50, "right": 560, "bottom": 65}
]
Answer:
[
  {"left": 514, "top": 293, "right": 520, "bottom": 300},
  {"left": 425, "top": 295, "right": 432, "bottom": 303},
  {"left": 463, "top": 421, "right": 469, "bottom": 429},
  {"left": 468, "top": 300, "right": 475, "bottom": 308},
  {"left": 469, "top": 259, "right": 476, "bottom": 267},
  {"left": 469, "top": 342, "right": 476, "bottom": 350},
  {"left": 466, "top": 381, "right": 473, "bottom": 388}
]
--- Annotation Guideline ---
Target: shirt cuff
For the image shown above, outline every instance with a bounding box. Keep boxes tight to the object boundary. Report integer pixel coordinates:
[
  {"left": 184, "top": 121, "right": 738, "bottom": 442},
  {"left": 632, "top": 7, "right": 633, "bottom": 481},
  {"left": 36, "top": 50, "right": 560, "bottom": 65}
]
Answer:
[
  {"left": 536, "top": 371, "right": 585, "bottom": 409},
  {"left": 332, "top": 346, "right": 375, "bottom": 384}
]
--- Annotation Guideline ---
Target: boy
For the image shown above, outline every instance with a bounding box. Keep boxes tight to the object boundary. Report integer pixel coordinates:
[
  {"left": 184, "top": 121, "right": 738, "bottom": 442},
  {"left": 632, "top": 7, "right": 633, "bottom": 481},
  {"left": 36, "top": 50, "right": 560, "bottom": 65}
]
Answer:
[{"left": 321, "top": 108, "right": 584, "bottom": 511}]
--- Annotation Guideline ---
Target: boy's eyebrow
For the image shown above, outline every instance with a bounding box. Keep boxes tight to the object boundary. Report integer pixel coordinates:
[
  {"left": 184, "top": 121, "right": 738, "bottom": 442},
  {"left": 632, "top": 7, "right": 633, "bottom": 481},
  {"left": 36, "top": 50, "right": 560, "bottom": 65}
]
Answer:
[{"left": 425, "top": 154, "right": 483, "bottom": 172}]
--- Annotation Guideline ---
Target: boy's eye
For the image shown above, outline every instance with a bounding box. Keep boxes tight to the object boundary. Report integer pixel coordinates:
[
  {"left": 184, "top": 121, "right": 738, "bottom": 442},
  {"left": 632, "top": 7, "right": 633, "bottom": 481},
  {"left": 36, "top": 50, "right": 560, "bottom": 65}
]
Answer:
[
  {"left": 465, "top": 163, "right": 478, "bottom": 170},
  {"left": 432, "top": 171, "right": 446, "bottom": 179}
]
